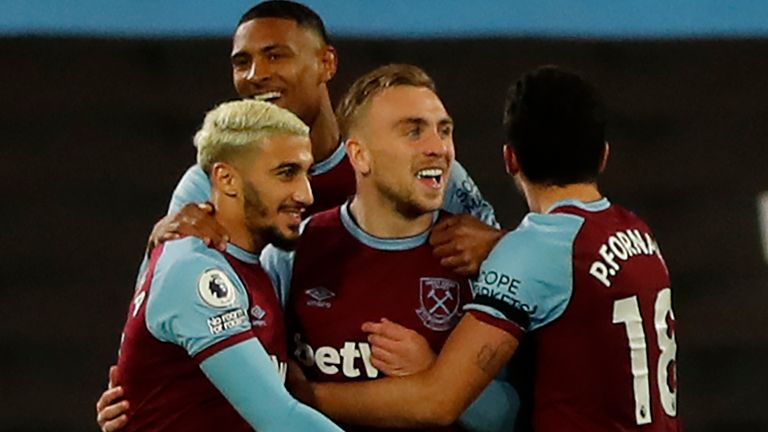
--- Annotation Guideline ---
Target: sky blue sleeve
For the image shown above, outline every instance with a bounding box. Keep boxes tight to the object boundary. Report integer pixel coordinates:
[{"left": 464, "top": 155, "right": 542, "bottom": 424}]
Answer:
[
  {"left": 465, "top": 213, "right": 584, "bottom": 332},
  {"left": 145, "top": 240, "right": 253, "bottom": 356},
  {"left": 443, "top": 160, "right": 499, "bottom": 228},
  {"left": 260, "top": 216, "right": 312, "bottom": 307},
  {"left": 168, "top": 164, "right": 212, "bottom": 215},
  {"left": 200, "top": 339, "right": 343, "bottom": 431},
  {"left": 458, "top": 374, "right": 519, "bottom": 432}
]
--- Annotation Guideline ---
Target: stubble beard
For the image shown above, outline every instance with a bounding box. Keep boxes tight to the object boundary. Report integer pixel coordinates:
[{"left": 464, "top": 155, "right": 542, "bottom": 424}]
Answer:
[
  {"left": 377, "top": 179, "right": 438, "bottom": 221},
  {"left": 243, "top": 181, "right": 300, "bottom": 251}
]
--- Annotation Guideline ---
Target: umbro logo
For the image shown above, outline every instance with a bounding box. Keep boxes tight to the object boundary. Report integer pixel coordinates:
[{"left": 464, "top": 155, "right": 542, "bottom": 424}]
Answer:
[
  {"left": 306, "top": 287, "right": 335, "bottom": 308},
  {"left": 250, "top": 305, "right": 267, "bottom": 327}
]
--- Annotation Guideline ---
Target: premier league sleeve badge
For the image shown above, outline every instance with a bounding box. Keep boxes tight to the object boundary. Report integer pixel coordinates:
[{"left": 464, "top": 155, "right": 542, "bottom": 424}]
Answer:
[{"left": 198, "top": 269, "right": 238, "bottom": 309}]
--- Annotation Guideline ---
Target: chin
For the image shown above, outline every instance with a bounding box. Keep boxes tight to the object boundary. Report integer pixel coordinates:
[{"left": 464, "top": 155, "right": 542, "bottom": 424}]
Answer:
[
  {"left": 397, "top": 198, "right": 442, "bottom": 219},
  {"left": 417, "top": 194, "right": 445, "bottom": 213},
  {"left": 263, "top": 226, "right": 301, "bottom": 251}
]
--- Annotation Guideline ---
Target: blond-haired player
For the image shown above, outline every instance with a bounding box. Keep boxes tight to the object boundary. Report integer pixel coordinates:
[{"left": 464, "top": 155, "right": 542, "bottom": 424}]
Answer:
[{"left": 112, "top": 100, "right": 341, "bottom": 431}]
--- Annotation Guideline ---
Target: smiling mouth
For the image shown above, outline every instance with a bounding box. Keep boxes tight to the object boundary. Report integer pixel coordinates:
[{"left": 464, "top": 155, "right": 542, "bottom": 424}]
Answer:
[
  {"left": 280, "top": 207, "right": 305, "bottom": 221},
  {"left": 251, "top": 91, "right": 283, "bottom": 102},
  {"left": 416, "top": 168, "right": 445, "bottom": 189}
]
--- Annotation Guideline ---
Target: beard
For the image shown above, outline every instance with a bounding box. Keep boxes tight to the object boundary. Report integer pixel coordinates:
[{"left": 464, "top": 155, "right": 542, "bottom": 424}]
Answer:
[
  {"left": 243, "top": 181, "right": 300, "bottom": 251},
  {"left": 377, "top": 179, "right": 437, "bottom": 220}
]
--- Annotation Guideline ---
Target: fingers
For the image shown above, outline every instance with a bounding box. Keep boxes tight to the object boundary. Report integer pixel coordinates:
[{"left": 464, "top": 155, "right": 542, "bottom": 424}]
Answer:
[
  {"left": 96, "top": 386, "right": 124, "bottom": 412},
  {"left": 96, "top": 387, "right": 129, "bottom": 430},
  {"left": 160, "top": 232, "right": 181, "bottom": 242},
  {"left": 369, "top": 355, "right": 401, "bottom": 377},
  {"left": 439, "top": 253, "right": 471, "bottom": 270},
  {"left": 168, "top": 204, "right": 230, "bottom": 250},
  {"left": 370, "top": 344, "right": 399, "bottom": 365},
  {"left": 361, "top": 321, "right": 383, "bottom": 335},
  {"left": 432, "top": 214, "right": 459, "bottom": 232},
  {"left": 432, "top": 242, "right": 458, "bottom": 259},
  {"left": 97, "top": 400, "right": 129, "bottom": 426},
  {"left": 428, "top": 223, "right": 454, "bottom": 246},
  {"left": 367, "top": 333, "right": 402, "bottom": 353},
  {"left": 101, "top": 414, "right": 129, "bottom": 432},
  {"left": 108, "top": 365, "right": 118, "bottom": 389},
  {"left": 363, "top": 318, "right": 418, "bottom": 340},
  {"left": 197, "top": 202, "right": 215, "bottom": 214}
]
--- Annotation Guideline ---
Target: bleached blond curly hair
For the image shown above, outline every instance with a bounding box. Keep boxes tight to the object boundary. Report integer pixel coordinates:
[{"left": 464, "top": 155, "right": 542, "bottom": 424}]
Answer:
[{"left": 194, "top": 99, "right": 309, "bottom": 174}]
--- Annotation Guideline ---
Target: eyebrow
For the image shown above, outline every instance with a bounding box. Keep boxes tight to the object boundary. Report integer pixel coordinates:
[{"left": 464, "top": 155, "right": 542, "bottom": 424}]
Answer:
[
  {"left": 231, "top": 44, "right": 290, "bottom": 61},
  {"left": 395, "top": 117, "right": 454, "bottom": 128},
  {"left": 270, "top": 162, "right": 308, "bottom": 174}
]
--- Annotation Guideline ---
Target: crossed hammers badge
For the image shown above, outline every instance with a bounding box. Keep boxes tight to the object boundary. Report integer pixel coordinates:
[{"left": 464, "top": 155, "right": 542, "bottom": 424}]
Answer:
[{"left": 416, "top": 277, "right": 461, "bottom": 331}]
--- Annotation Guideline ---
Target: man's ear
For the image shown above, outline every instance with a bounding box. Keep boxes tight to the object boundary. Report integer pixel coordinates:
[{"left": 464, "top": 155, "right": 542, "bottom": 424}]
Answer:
[
  {"left": 346, "top": 136, "right": 371, "bottom": 175},
  {"left": 319, "top": 45, "right": 338, "bottom": 84},
  {"left": 599, "top": 141, "right": 610, "bottom": 173},
  {"left": 211, "top": 162, "right": 240, "bottom": 197},
  {"left": 503, "top": 144, "right": 520, "bottom": 176}
]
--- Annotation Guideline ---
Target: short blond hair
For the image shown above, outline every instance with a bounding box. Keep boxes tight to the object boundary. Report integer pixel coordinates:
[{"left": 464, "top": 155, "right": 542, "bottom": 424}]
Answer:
[
  {"left": 194, "top": 99, "right": 309, "bottom": 174},
  {"left": 336, "top": 64, "right": 436, "bottom": 137}
]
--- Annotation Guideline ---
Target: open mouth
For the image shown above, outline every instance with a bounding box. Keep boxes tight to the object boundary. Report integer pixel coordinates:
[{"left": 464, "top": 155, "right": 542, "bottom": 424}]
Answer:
[
  {"left": 280, "top": 207, "right": 305, "bottom": 224},
  {"left": 415, "top": 168, "right": 445, "bottom": 189},
  {"left": 251, "top": 91, "right": 283, "bottom": 102}
]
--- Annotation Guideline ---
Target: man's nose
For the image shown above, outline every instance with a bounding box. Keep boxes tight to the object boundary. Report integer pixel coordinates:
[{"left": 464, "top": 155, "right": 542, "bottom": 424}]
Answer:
[
  {"left": 423, "top": 130, "right": 450, "bottom": 157},
  {"left": 293, "top": 174, "right": 314, "bottom": 207},
  {"left": 245, "top": 59, "right": 270, "bottom": 82}
]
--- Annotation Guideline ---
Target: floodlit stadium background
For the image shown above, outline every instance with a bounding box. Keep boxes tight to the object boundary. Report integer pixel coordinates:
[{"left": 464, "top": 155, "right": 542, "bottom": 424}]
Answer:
[{"left": 2, "top": 1, "right": 767, "bottom": 430}]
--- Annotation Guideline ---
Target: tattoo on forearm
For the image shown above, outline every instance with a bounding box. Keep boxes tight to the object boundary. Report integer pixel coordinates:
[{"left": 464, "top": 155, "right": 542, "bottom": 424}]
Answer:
[
  {"left": 476, "top": 344, "right": 499, "bottom": 374},
  {"left": 475, "top": 340, "right": 516, "bottom": 374}
]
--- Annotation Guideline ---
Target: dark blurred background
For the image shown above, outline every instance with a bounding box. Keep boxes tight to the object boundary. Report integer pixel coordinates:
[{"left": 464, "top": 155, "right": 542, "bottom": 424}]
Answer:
[{"left": 2, "top": 2, "right": 767, "bottom": 431}]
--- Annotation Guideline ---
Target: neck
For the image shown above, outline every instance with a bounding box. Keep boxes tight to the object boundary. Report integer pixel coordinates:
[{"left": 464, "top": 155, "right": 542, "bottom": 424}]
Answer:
[
  {"left": 348, "top": 185, "right": 434, "bottom": 239},
  {"left": 308, "top": 90, "right": 340, "bottom": 163},
  {"left": 211, "top": 191, "right": 266, "bottom": 254},
  {"left": 521, "top": 181, "right": 603, "bottom": 214}
]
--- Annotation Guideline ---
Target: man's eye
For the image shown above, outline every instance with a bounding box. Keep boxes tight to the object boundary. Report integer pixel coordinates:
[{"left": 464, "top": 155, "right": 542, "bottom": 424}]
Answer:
[
  {"left": 439, "top": 125, "right": 453, "bottom": 138},
  {"left": 231, "top": 57, "right": 249, "bottom": 68},
  {"left": 408, "top": 127, "right": 422, "bottom": 138}
]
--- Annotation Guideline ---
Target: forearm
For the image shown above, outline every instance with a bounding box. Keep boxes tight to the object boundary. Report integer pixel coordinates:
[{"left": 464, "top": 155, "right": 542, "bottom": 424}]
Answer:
[
  {"left": 201, "top": 339, "right": 342, "bottom": 432},
  {"left": 313, "top": 315, "right": 516, "bottom": 428},
  {"left": 313, "top": 368, "right": 458, "bottom": 428}
]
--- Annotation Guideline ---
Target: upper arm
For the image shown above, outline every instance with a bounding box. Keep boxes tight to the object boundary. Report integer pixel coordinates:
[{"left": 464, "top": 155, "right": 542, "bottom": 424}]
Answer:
[
  {"left": 259, "top": 244, "right": 301, "bottom": 308},
  {"left": 443, "top": 160, "right": 499, "bottom": 228},
  {"left": 168, "top": 165, "right": 212, "bottom": 215},
  {"left": 465, "top": 213, "right": 583, "bottom": 334},
  {"left": 145, "top": 249, "right": 253, "bottom": 358},
  {"left": 259, "top": 216, "right": 310, "bottom": 306}
]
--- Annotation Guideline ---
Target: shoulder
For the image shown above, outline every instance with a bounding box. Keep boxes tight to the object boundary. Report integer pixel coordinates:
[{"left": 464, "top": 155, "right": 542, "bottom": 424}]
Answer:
[
  {"left": 150, "top": 237, "right": 241, "bottom": 309},
  {"left": 489, "top": 212, "right": 585, "bottom": 265},
  {"left": 471, "top": 212, "right": 586, "bottom": 331},
  {"left": 155, "top": 237, "right": 228, "bottom": 277},
  {"left": 146, "top": 238, "right": 252, "bottom": 350}
]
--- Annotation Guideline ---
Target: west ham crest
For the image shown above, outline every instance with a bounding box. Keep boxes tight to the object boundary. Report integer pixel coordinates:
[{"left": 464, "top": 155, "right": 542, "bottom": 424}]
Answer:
[{"left": 416, "top": 277, "right": 461, "bottom": 331}]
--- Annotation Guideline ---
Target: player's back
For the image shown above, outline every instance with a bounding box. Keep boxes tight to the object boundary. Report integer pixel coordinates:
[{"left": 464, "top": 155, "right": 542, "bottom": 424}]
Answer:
[
  {"left": 469, "top": 198, "right": 679, "bottom": 431},
  {"left": 539, "top": 200, "right": 678, "bottom": 431},
  {"left": 116, "top": 238, "right": 286, "bottom": 431},
  {"left": 288, "top": 203, "right": 472, "bottom": 432}
]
